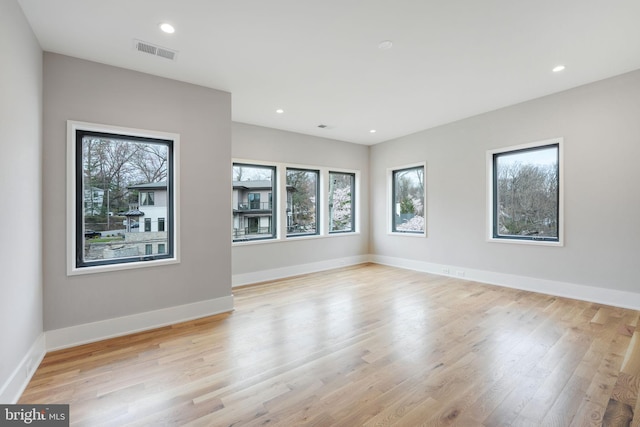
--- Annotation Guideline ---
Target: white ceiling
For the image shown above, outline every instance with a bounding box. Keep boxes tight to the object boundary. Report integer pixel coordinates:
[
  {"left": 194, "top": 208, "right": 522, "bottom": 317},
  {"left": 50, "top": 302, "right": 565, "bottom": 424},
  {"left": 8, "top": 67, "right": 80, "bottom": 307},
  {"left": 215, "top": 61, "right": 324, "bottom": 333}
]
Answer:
[{"left": 17, "top": 0, "right": 640, "bottom": 145}]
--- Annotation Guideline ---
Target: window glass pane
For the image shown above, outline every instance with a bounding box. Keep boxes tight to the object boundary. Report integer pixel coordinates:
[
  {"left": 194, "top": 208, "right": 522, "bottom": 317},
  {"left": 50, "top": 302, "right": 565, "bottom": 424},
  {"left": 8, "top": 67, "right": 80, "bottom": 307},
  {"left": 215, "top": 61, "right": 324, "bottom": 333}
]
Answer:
[
  {"left": 287, "top": 168, "right": 319, "bottom": 236},
  {"left": 158, "top": 217, "right": 165, "bottom": 232},
  {"left": 392, "top": 166, "right": 425, "bottom": 233},
  {"left": 77, "top": 130, "right": 172, "bottom": 267},
  {"left": 141, "top": 192, "right": 154, "bottom": 206},
  {"left": 248, "top": 193, "right": 261, "bottom": 209},
  {"left": 145, "top": 244, "right": 152, "bottom": 255},
  {"left": 233, "top": 164, "right": 276, "bottom": 241},
  {"left": 158, "top": 243, "right": 165, "bottom": 254},
  {"left": 494, "top": 144, "right": 559, "bottom": 240},
  {"left": 329, "top": 172, "right": 355, "bottom": 233}
]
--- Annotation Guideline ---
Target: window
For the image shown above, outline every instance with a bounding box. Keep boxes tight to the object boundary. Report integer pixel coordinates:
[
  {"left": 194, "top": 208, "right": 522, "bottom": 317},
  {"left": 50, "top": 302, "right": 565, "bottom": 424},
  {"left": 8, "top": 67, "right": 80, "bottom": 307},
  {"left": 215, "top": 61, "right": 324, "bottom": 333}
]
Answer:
[
  {"left": 232, "top": 160, "right": 359, "bottom": 244},
  {"left": 329, "top": 172, "right": 355, "bottom": 233},
  {"left": 68, "top": 121, "right": 178, "bottom": 274},
  {"left": 145, "top": 244, "right": 153, "bottom": 255},
  {"left": 158, "top": 217, "right": 165, "bottom": 232},
  {"left": 488, "top": 138, "right": 562, "bottom": 244},
  {"left": 158, "top": 243, "right": 166, "bottom": 254},
  {"left": 248, "top": 193, "right": 261, "bottom": 209},
  {"left": 233, "top": 163, "right": 276, "bottom": 241},
  {"left": 140, "top": 191, "right": 154, "bottom": 206},
  {"left": 391, "top": 164, "right": 425, "bottom": 234},
  {"left": 287, "top": 168, "right": 319, "bottom": 237}
]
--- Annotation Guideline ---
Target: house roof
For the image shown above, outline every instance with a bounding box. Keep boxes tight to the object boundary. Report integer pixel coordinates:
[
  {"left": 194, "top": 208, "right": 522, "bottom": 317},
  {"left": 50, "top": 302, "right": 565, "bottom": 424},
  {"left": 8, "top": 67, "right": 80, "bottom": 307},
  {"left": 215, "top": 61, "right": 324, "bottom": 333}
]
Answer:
[
  {"left": 122, "top": 209, "right": 145, "bottom": 217},
  {"left": 127, "top": 181, "right": 167, "bottom": 191},
  {"left": 233, "top": 180, "right": 273, "bottom": 190},
  {"left": 233, "top": 180, "right": 296, "bottom": 191}
]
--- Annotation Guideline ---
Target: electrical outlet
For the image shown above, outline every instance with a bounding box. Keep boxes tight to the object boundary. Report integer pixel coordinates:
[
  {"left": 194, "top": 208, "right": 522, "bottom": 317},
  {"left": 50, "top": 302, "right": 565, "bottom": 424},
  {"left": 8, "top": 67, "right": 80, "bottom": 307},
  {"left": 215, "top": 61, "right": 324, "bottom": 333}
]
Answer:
[
  {"left": 456, "top": 270, "right": 465, "bottom": 277},
  {"left": 442, "top": 268, "right": 450, "bottom": 274}
]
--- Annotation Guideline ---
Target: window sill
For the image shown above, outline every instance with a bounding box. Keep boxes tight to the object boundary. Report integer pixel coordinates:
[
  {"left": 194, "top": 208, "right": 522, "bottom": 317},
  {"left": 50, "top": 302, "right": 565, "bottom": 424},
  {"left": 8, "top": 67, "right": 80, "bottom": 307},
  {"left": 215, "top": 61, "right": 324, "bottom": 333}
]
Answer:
[
  {"left": 387, "top": 231, "right": 427, "bottom": 238},
  {"left": 232, "top": 232, "right": 361, "bottom": 247},
  {"left": 67, "top": 257, "right": 180, "bottom": 276},
  {"left": 487, "top": 237, "right": 563, "bottom": 247}
]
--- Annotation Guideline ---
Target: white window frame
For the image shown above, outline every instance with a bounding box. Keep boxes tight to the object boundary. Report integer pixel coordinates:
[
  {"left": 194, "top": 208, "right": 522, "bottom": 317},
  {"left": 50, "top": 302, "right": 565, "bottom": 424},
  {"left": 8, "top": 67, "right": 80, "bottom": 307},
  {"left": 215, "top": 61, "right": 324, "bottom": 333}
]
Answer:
[
  {"left": 232, "top": 158, "right": 360, "bottom": 245},
  {"left": 486, "top": 137, "right": 564, "bottom": 246},
  {"left": 387, "top": 162, "right": 427, "bottom": 237},
  {"left": 67, "top": 120, "right": 180, "bottom": 275}
]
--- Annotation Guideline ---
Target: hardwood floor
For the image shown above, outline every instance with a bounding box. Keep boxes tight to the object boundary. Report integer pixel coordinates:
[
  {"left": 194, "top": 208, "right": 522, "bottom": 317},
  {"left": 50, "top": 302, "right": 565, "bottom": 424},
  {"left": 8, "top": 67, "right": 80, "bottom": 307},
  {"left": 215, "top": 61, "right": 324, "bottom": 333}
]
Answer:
[{"left": 19, "top": 263, "right": 640, "bottom": 426}]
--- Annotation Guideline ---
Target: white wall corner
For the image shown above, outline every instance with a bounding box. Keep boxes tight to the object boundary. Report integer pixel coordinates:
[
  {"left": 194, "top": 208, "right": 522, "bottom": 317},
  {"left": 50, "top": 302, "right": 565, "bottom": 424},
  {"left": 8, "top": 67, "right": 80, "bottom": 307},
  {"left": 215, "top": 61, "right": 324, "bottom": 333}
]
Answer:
[
  {"left": 232, "top": 255, "right": 370, "bottom": 287},
  {"left": 369, "top": 254, "right": 640, "bottom": 311},
  {"left": 45, "top": 295, "right": 234, "bottom": 352},
  {"left": 0, "top": 333, "right": 46, "bottom": 404}
]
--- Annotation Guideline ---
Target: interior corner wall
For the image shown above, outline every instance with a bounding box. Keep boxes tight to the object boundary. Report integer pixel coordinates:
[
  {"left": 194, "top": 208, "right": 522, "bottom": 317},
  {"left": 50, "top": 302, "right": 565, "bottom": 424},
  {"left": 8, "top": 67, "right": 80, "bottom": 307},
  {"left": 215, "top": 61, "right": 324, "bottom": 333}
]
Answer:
[
  {"left": 370, "top": 69, "right": 640, "bottom": 297},
  {"left": 0, "top": 0, "right": 43, "bottom": 402},
  {"left": 231, "top": 123, "right": 370, "bottom": 283},
  {"left": 42, "top": 53, "right": 232, "bottom": 332}
]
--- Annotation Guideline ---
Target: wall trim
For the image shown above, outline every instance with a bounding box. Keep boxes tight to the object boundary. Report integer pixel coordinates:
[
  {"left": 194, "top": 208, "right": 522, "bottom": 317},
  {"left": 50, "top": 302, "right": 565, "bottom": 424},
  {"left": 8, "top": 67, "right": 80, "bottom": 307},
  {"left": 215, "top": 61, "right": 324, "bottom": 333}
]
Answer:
[
  {"left": 232, "top": 255, "right": 369, "bottom": 287},
  {"left": 45, "top": 295, "right": 234, "bottom": 352},
  {"left": 0, "top": 333, "right": 46, "bottom": 404},
  {"left": 370, "top": 254, "right": 640, "bottom": 311}
]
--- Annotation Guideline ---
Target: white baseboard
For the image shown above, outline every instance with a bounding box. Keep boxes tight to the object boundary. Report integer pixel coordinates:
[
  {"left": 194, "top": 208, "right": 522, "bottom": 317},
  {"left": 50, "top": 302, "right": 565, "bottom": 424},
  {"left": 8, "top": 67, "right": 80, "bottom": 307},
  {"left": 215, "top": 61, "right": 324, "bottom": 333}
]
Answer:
[
  {"left": 45, "top": 295, "right": 234, "bottom": 351},
  {"left": 0, "top": 333, "right": 46, "bottom": 404},
  {"left": 232, "top": 255, "right": 369, "bottom": 287},
  {"left": 370, "top": 254, "right": 640, "bottom": 310}
]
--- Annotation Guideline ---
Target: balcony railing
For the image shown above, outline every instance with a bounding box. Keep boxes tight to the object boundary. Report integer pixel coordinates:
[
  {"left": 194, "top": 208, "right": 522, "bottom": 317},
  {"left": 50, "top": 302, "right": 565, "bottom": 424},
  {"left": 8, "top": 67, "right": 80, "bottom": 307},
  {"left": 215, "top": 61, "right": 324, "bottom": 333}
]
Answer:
[
  {"left": 236, "top": 202, "right": 272, "bottom": 211},
  {"left": 233, "top": 227, "right": 272, "bottom": 239}
]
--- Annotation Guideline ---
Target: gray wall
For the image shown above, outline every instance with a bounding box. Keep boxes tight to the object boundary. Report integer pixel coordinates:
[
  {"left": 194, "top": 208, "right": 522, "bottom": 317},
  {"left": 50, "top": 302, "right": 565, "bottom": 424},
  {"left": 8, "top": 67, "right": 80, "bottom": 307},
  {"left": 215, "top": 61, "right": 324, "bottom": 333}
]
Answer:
[
  {"left": 232, "top": 122, "right": 369, "bottom": 277},
  {"left": 43, "top": 54, "right": 232, "bottom": 330},
  {"left": 370, "top": 69, "right": 640, "bottom": 293},
  {"left": 0, "top": 0, "right": 43, "bottom": 399}
]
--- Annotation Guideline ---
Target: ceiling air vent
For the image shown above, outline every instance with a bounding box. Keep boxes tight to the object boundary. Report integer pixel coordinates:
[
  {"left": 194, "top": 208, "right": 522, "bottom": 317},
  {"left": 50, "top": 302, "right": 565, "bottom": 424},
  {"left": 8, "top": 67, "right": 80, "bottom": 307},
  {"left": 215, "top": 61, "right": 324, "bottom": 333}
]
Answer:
[{"left": 134, "top": 39, "right": 178, "bottom": 61}]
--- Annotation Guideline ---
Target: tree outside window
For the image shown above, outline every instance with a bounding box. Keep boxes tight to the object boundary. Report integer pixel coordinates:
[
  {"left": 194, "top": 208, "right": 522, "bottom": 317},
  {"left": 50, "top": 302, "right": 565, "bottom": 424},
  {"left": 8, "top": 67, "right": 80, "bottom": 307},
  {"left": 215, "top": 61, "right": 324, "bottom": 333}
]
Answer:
[
  {"left": 491, "top": 141, "right": 561, "bottom": 243},
  {"left": 392, "top": 165, "right": 425, "bottom": 234},
  {"left": 329, "top": 172, "right": 355, "bottom": 233},
  {"left": 286, "top": 168, "right": 319, "bottom": 236}
]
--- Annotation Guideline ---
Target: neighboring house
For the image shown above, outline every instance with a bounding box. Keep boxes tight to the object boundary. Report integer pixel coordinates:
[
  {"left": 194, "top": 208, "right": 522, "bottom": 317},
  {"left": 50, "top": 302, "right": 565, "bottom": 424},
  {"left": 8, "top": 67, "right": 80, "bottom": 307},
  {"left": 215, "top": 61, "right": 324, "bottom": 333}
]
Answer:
[
  {"left": 233, "top": 180, "right": 295, "bottom": 239},
  {"left": 127, "top": 182, "right": 168, "bottom": 234},
  {"left": 83, "top": 186, "right": 104, "bottom": 216},
  {"left": 123, "top": 181, "right": 168, "bottom": 256},
  {"left": 232, "top": 180, "right": 274, "bottom": 239}
]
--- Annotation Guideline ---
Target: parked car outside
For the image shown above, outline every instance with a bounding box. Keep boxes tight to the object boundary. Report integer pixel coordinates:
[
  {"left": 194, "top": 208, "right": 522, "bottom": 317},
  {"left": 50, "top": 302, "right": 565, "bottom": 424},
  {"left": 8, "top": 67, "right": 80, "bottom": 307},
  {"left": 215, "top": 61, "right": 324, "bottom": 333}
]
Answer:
[{"left": 84, "top": 230, "right": 101, "bottom": 239}]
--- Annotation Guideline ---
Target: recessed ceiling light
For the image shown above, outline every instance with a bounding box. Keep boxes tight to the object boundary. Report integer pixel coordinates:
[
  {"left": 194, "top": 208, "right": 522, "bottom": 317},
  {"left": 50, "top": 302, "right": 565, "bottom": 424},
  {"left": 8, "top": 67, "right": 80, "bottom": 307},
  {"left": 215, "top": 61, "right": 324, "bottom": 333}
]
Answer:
[
  {"left": 160, "top": 23, "right": 175, "bottom": 34},
  {"left": 369, "top": 129, "right": 377, "bottom": 133},
  {"left": 552, "top": 65, "right": 565, "bottom": 73},
  {"left": 378, "top": 40, "right": 393, "bottom": 50},
  {"left": 276, "top": 109, "right": 284, "bottom": 114}
]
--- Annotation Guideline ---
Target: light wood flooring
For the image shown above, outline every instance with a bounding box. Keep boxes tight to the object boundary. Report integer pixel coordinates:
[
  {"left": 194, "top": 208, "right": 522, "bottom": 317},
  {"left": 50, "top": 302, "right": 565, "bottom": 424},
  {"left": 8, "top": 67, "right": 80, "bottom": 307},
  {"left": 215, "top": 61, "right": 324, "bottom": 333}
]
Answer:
[{"left": 19, "top": 263, "right": 640, "bottom": 426}]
